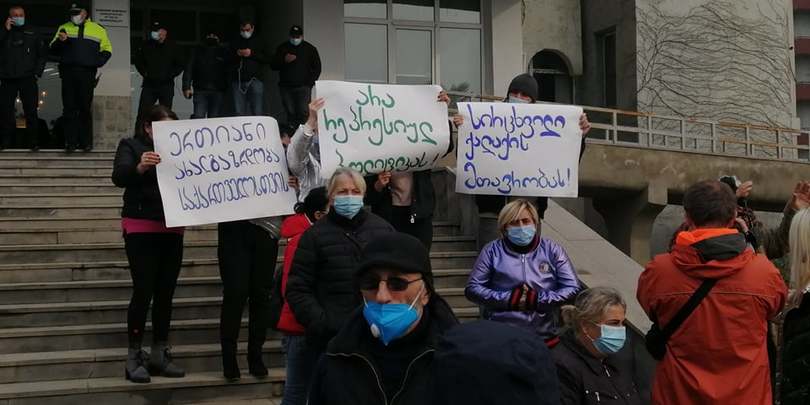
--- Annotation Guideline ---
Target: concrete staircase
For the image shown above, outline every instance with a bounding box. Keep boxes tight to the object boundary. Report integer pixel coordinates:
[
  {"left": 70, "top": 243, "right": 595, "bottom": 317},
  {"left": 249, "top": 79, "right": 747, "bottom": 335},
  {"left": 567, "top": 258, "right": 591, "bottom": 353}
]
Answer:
[{"left": 0, "top": 151, "right": 479, "bottom": 404}]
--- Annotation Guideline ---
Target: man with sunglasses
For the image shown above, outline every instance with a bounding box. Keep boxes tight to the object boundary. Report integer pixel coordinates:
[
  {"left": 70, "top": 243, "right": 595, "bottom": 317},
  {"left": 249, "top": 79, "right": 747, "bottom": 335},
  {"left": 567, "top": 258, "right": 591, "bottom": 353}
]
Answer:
[{"left": 307, "top": 232, "right": 458, "bottom": 405}]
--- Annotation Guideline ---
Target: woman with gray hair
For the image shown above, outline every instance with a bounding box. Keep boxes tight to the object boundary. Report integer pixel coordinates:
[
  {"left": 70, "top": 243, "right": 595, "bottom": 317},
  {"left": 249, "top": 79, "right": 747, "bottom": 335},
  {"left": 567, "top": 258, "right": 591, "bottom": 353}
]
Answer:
[{"left": 552, "top": 287, "right": 643, "bottom": 405}]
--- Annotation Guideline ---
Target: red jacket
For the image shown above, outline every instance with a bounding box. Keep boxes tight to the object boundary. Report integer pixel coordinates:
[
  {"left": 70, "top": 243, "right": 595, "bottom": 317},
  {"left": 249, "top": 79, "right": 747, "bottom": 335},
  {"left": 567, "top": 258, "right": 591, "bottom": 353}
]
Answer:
[
  {"left": 637, "top": 228, "right": 786, "bottom": 405},
  {"left": 276, "top": 213, "right": 311, "bottom": 335}
]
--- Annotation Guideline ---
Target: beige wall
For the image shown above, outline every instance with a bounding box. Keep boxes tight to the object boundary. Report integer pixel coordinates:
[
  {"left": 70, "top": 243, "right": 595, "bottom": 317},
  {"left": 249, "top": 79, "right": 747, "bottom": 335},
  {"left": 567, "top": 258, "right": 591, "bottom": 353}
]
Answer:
[{"left": 522, "top": 0, "right": 583, "bottom": 75}]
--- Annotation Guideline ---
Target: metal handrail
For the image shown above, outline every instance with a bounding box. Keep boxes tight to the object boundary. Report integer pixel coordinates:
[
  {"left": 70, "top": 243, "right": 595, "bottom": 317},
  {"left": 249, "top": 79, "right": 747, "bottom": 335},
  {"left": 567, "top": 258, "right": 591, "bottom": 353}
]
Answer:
[{"left": 447, "top": 92, "right": 810, "bottom": 163}]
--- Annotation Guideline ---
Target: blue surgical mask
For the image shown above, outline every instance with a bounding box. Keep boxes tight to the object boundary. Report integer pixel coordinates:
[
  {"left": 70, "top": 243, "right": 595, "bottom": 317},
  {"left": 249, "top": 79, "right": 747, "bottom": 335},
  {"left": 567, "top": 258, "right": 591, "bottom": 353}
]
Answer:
[
  {"left": 70, "top": 15, "right": 84, "bottom": 25},
  {"left": 240, "top": 30, "right": 253, "bottom": 39},
  {"left": 363, "top": 288, "right": 423, "bottom": 346},
  {"left": 506, "top": 225, "right": 536, "bottom": 246},
  {"left": 150, "top": 31, "right": 160, "bottom": 41},
  {"left": 333, "top": 195, "right": 363, "bottom": 219},
  {"left": 11, "top": 17, "right": 24, "bottom": 27},
  {"left": 590, "top": 324, "right": 626, "bottom": 354},
  {"left": 508, "top": 95, "right": 531, "bottom": 104},
  {"left": 290, "top": 37, "right": 302, "bottom": 46}
]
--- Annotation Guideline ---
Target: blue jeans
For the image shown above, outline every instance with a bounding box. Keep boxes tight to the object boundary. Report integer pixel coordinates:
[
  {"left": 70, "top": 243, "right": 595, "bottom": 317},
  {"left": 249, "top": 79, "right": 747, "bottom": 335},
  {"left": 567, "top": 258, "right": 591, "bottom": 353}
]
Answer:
[
  {"left": 192, "top": 90, "right": 224, "bottom": 119},
  {"left": 281, "top": 335, "right": 321, "bottom": 405},
  {"left": 231, "top": 79, "right": 264, "bottom": 116}
]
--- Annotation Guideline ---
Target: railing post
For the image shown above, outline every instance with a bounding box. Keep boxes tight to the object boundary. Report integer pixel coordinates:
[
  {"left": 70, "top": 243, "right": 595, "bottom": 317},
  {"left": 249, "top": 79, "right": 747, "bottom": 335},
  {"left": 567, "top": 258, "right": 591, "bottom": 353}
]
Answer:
[
  {"left": 680, "top": 119, "right": 685, "bottom": 150},
  {"left": 776, "top": 130, "right": 782, "bottom": 160},
  {"left": 612, "top": 111, "right": 618, "bottom": 143},
  {"left": 647, "top": 115, "right": 652, "bottom": 147},
  {"left": 711, "top": 123, "right": 717, "bottom": 153},
  {"left": 745, "top": 126, "right": 752, "bottom": 156}
]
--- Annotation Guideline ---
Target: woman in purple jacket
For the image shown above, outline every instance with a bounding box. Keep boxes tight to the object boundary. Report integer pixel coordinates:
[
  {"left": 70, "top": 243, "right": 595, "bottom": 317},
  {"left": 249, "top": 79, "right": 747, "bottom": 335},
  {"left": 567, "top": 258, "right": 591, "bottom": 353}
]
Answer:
[{"left": 465, "top": 199, "right": 581, "bottom": 340}]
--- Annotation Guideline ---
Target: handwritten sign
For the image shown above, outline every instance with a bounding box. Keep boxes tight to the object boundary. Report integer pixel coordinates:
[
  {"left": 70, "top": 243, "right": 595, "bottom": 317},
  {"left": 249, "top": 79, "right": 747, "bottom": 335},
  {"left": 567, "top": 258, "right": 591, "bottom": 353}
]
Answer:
[
  {"left": 153, "top": 116, "right": 297, "bottom": 227},
  {"left": 455, "top": 102, "right": 583, "bottom": 197},
  {"left": 315, "top": 80, "right": 450, "bottom": 177}
]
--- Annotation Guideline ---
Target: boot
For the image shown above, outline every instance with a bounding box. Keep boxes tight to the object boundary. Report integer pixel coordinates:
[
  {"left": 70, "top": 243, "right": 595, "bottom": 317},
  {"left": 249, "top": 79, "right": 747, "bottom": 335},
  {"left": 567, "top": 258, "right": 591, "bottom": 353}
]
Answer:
[
  {"left": 148, "top": 343, "right": 185, "bottom": 378},
  {"left": 221, "top": 341, "right": 241, "bottom": 381},
  {"left": 247, "top": 347, "right": 268, "bottom": 378},
  {"left": 125, "top": 348, "right": 151, "bottom": 383}
]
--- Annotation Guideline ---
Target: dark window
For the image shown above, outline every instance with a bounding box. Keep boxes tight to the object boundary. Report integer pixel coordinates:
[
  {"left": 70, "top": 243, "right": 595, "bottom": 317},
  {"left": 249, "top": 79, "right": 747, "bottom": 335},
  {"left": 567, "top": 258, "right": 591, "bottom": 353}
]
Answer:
[
  {"left": 149, "top": 9, "right": 197, "bottom": 43},
  {"left": 598, "top": 30, "right": 617, "bottom": 108}
]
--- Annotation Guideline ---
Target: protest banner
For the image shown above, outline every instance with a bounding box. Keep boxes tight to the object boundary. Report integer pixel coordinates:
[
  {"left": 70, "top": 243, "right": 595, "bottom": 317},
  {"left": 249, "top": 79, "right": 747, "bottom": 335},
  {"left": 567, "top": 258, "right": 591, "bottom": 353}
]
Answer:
[
  {"left": 315, "top": 80, "right": 451, "bottom": 177},
  {"left": 153, "top": 116, "right": 297, "bottom": 227},
  {"left": 455, "top": 102, "right": 583, "bottom": 197}
]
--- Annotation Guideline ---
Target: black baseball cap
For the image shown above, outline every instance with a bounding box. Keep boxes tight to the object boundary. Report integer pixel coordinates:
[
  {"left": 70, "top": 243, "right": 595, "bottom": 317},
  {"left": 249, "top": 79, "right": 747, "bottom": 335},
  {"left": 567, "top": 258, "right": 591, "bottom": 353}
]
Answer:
[
  {"left": 69, "top": 2, "right": 89, "bottom": 14},
  {"left": 289, "top": 25, "right": 303, "bottom": 36},
  {"left": 151, "top": 21, "right": 163, "bottom": 31}
]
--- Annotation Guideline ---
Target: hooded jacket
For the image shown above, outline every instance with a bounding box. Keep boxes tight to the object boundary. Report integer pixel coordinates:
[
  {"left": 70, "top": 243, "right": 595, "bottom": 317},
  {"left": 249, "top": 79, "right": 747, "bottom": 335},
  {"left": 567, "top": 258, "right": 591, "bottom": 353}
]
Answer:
[
  {"left": 466, "top": 236, "right": 580, "bottom": 338},
  {"left": 309, "top": 296, "right": 458, "bottom": 405},
  {"left": 286, "top": 209, "right": 395, "bottom": 350},
  {"left": 430, "top": 320, "right": 561, "bottom": 405},
  {"left": 0, "top": 26, "right": 47, "bottom": 79},
  {"left": 637, "top": 228, "right": 787, "bottom": 405},
  {"left": 277, "top": 213, "right": 311, "bottom": 334},
  {"left": 111, "top": 134, "right": 166, "bottom": 221}
]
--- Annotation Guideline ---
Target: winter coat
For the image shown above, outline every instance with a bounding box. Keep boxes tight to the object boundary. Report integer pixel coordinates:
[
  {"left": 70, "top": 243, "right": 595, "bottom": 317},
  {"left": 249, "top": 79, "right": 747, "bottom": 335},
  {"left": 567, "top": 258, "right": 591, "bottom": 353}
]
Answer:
[
  {"left": 0, "top": 26, "right": 47, "bottom": 79},
  {"left": 133, "top": 39, "right": 184, "bottom": 87},
  {"left": 270, "top": 40, "right": 321, "bottom": 87},
  {"left": 430, "top": 320, "right": 561, "bottom": 405},
  {"left": 552, "top": 330, "right": 643, "bottom": 405},
  {"left": 309, "top": 296, "right": 458, "bottom": 405},
  {"left": 286, "top": 124, "right": 323, "bottom": 201},
  {"left": 277, "top": 213, "right": 311, "bottom": 335},
  {"left": 465, "top": 236, "right": 580, "bottom": 338},
  {"left": 286, "top": 209, "right": 395, "bottom": 350},
  {"left": 779, "top": 291, "right": 810, "bottom": 405},
  {"left": 637, "top": 228, "right": 787, "bottom": 405},
  {"left": 228, "top": 35, "right": 268, "bottom": 82},
  {"left": 49, "top": 19, "right": 112, "bottom": 69},
  {"left": 111, "top": 134, "right": 166, "bottom": 221},
  {"left": 182, "top": 43, "right": 227, "bottom": 92}
]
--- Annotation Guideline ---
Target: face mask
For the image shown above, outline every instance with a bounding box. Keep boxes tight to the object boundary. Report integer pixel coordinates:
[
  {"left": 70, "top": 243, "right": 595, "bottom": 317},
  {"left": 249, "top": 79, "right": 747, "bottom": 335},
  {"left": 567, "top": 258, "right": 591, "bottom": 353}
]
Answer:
[
  {"left": 150, "top": 31, "right": 160, "bottom": 41},
  {"left": 240, "top": 30, "right": 253, "bottom": 39},
  {"left": 70, "top": 15, "right": 84, "bottom": 25},
  {"left": 333, "top": 195, "right": 363, "bottom": 219},
  {"left": 508, "top": 95, "right": 531, "bottom": 104},
  {"left": 11, "top": 17, "right": 24, "bottom": 27},
  {"left": 363, "top": 287, "right": 423, "bottom": 346},
  {"left": 589, "top": 324, "right": 626, "bottom": 355},
  {"left": 506, "top": 225, "right": 536, "bottom": 246},
  {"left": 290, "top": 37, "right": 302, "bottom": 46}
]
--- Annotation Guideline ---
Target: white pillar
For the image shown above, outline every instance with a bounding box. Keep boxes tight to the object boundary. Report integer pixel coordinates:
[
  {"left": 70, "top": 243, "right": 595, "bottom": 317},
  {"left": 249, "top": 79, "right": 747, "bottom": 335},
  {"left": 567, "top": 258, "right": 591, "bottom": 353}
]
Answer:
[
  {"left": 490, "top": 0, "right": 524, "bottom": 98},
  {"left": 92, "top": 0, "right": 130, "bottom": 97}
]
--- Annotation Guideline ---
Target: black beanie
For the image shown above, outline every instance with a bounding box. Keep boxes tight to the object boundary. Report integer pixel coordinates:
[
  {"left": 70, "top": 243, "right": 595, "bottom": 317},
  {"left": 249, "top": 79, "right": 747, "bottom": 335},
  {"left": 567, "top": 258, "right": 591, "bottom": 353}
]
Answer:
[
  {"left": 507, "top": 73, "right": 539, "bottom": 103},
  {"left": 356, "top": 232, "right": 433, "bottom": 292}
]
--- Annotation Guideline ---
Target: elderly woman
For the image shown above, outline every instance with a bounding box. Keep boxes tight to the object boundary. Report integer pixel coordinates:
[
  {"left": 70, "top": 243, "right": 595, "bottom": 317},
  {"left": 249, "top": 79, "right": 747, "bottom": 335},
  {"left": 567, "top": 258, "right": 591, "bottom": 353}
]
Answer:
[
  {"left": 552, "top": 287, "right": 642, "bottom": 405},
  {"left": 780, "top": 208, "right": 810, "bottom": 405},
  {"left": 465, "top": 199, "right": 580, "bottom": 340},
  {"left": 286, "top": 167, "right": 395, "bottom": 357}
]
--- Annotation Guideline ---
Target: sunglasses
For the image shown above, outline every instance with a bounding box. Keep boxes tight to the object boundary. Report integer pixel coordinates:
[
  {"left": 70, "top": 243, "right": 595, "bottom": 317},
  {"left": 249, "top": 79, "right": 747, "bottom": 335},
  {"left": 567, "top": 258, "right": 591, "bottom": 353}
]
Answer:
[{"left": 359, "top": 275, "right": 422, "bottom": 292}]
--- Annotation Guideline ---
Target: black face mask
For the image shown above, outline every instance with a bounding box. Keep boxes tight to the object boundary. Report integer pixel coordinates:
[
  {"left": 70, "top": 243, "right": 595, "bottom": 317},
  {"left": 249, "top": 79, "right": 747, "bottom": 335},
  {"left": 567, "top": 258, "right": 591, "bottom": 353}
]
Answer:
[{"left": 204, "top": 38, "right": 219, "bottom": 46}]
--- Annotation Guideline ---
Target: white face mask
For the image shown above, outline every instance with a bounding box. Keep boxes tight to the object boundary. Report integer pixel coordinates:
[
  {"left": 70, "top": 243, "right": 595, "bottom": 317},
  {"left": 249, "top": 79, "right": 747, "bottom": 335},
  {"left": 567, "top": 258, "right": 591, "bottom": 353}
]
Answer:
[
  {"left": 508, "top": 95, "right": 531, "bottom": 104},
  {"left": 71, "top": 15, "right": 85, "bottom": 25},
  {"left": 240, "top": 30, "right": 253, "bottom": 39}
]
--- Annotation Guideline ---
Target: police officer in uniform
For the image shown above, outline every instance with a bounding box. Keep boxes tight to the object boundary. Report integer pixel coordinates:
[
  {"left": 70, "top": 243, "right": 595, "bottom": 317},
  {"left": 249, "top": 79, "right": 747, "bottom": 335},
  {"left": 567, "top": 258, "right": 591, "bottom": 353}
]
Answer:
[{"left": 49, "top": 2, "right": 111, "bottom": 152}]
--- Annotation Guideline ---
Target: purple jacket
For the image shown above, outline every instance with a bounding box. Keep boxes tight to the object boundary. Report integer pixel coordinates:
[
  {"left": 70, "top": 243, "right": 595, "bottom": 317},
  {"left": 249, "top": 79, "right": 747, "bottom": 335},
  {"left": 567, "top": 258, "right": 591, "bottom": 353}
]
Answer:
[{"left": 465, "top": 237, "right": 580, "bottom": 338}]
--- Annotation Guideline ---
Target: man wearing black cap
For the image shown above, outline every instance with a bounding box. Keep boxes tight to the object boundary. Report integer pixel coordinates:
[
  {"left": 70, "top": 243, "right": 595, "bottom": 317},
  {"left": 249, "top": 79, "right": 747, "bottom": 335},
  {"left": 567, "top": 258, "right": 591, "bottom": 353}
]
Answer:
[
  {"left": 271, "top": 24, "right": 321, "bottom": 129},
  {"left": 307, "top": 232, "right": 458, "bottom": 405},
  {"left": 134, "top": 22, "right": 184, "bottom": 129},
  {"left": 49, "top": 2, "right": 111, "bottom": 152}
]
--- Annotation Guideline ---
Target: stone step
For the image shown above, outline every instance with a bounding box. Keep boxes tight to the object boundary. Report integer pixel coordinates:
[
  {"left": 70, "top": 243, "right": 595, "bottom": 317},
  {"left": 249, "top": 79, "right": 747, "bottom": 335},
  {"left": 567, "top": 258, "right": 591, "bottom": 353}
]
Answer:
[
  {"left": 0, "top": 175, "right": 111, "bottom": 185},
  {"left": 0, "top": 204, "right": 122, "bottom": 219},
  {"left": 0, "top": 193, "right": 122, "bottom": 206},
  {"left": 0, "top": 184, "right": 120, "bottom": 194},
  {"left": 0, "top": 289, "right": 471, "bottom": 329},
  {"left": 0, "top": 167, "right": 113, "bottom": 176},
  {"left": 0, "top": 236, "right": 477, "bottom": 264},
  {"left": 0, "top": 149, "right": 114, "bottom": 159},
  {"left": 0, "top": 158, "right": 113, "bottom": 168},
  {"left": 0, "top": 342, "right": 283, "bottom": 384},
  {"left": 0, "top": 256, "right": 476, "bottom": 284},
  {"left": 0, "top": 369, "right": 284, "bottom": 404}
]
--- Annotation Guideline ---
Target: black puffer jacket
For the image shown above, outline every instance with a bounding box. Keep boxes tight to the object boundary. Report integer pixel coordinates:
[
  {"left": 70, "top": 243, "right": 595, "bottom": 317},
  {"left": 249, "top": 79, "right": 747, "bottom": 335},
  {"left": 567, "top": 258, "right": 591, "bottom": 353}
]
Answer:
[
  {"left": 133, "top": 39, "right": 185, "bottom": 88},
  {"left": 228, "top": 35, "right": 268, "bottom": 82},
  {"left": 780, "top": 292, "right": 810, "bottom": 405},
  {"left": 309, "top": 297, "right": 458, "bottom": 405},
  {"left": 0, "top": 26, "right": 47, "bottom": 79},
  {"left": 111, "top": 134, "right": 166, "bottom": 221},
  {"left": 552, "top": 330, "right": 643, "bottom": 405},
  {"left": 270, "top": 40, "right": 321, "bottom": 87},
  {"left": 182, "top": 43, "right": 227, "bottom": 92},
  {"left": 286, "top": 209, "right": 394, "bottom": 349}
]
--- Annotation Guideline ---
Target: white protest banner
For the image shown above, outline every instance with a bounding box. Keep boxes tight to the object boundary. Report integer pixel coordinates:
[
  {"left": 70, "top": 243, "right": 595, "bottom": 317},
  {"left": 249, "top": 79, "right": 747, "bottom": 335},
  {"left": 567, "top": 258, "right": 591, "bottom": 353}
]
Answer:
[
  {"left": 315, "top": 80, "right": 450, "bottom": 177},
  {"left": 455, "top": 102, "right": 583, "bottom": 197},
  {"left": 153, "top": 116, "right": 297, "bottom": 227}
]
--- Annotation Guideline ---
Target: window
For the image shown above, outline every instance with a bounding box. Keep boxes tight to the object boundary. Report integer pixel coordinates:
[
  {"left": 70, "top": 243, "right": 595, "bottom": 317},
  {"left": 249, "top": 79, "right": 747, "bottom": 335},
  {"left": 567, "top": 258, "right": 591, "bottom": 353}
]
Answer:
[
  {"left": 796, "top": 12, "right": 810, "bottom": 38},
  {"left": 798, "top": 56, "right": 810, "bottom": 83},
  {"left": 598, "top": 30, "right": 617, "bottom": 108},
  {"left": 343, "top": 0, "right": 483, "bottom": 92}
]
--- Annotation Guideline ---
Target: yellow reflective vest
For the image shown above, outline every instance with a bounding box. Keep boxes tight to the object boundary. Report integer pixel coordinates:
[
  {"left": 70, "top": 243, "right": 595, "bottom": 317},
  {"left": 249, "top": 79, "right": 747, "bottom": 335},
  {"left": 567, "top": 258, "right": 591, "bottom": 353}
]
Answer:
[{"left": 49, "top": 18, "right": 112, "bottom": 68}]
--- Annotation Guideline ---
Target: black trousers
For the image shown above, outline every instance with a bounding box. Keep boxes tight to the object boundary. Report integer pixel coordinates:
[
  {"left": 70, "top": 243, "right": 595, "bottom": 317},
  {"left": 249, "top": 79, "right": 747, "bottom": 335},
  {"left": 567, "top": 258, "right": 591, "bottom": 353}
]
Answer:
[
  {"left": 125, "top": 232, "right": 185, "bottom": 348},
  {"left": 61, "top": 66, "right": 96, "bottom": 149},
  {"left": 136, "top": 85, "right": 174, "bottom": 131},
  {"left": 389, "top": 206, "right": 434, "bottom": 250},
  {"left": 0, "top": 77, "right": 39, "bottom": 149},
  {"left": 280, "top": 85, "right": 311, "bottom": 128},
  {"left": 218, "top": 220, "right": 279, "bottom": 355}
]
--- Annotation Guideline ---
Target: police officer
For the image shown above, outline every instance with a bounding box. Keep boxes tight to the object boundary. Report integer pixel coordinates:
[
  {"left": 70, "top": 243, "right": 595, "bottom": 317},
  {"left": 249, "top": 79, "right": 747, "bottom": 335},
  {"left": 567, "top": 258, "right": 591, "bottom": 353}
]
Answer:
[
  {"left": 50, "top": 2, "right": 111, "bottom": 152},
  {"left": 0, "top": 5, "right": 46, "bottom": 150}
]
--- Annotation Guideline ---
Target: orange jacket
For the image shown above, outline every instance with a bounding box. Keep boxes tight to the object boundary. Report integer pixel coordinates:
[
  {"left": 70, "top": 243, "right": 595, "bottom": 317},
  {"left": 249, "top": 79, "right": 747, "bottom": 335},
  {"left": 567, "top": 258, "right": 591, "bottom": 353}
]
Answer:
[{"left": 637, "top": 229, "right": 787, "bottom": 405}]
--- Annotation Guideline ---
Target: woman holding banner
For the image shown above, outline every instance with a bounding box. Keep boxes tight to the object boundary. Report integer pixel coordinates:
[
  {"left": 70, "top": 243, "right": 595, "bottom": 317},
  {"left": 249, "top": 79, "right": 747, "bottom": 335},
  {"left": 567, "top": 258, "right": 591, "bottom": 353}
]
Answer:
[
  {"left": 112, "top": 105, "right": 186, "bottom": 384},
  {"left": 465, "top": 199, "right": 580, "bottom": 341}
]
